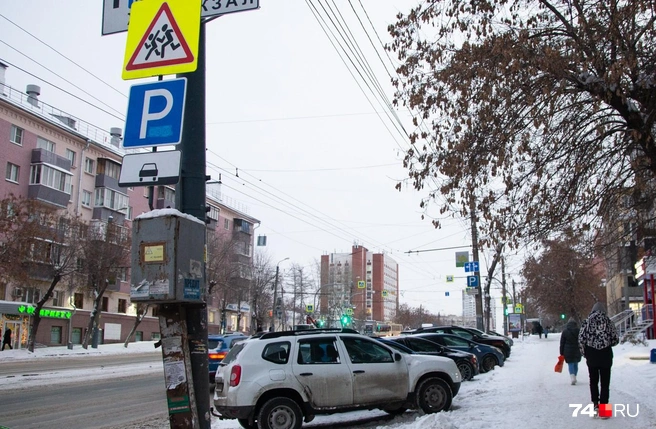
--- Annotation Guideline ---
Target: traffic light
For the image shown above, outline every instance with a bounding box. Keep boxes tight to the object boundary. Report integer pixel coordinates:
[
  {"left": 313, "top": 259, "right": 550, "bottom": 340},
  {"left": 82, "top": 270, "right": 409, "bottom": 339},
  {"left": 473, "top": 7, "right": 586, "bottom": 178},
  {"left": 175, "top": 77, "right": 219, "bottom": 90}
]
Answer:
[
  {"left": 560, "top": 313, "right": 566, "bottom": 319},
  {"left": 503, "top": 307, "right": 508, "bottom": 316},
  {"left": 316, "top": 319, "right": 325, "bottom": 328},
  {"left": 340, "top": 314, "right": 351, "bottom": 327}
]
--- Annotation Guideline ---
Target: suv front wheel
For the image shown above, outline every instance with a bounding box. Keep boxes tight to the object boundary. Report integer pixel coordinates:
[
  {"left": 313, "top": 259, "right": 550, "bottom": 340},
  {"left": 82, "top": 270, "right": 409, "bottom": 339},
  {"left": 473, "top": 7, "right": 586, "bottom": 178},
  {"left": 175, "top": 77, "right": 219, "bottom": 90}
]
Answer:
[
  {"left": 416, "top": 377, "right": 453, "bottom": 413},
  {"left": 257, "top": 397, "right": 303, "bottom": 429}
]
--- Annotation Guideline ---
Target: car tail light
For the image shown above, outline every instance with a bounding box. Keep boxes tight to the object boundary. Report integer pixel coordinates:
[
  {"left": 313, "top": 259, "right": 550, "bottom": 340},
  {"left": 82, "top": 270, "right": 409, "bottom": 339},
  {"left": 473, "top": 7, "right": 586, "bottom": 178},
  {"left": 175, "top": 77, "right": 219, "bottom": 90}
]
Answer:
[
  {"left": 209, "top": 351, "right": 227, "bottom": 360},
  {"left": 230, "top": 365, "right": 242, "bottom": 387}
]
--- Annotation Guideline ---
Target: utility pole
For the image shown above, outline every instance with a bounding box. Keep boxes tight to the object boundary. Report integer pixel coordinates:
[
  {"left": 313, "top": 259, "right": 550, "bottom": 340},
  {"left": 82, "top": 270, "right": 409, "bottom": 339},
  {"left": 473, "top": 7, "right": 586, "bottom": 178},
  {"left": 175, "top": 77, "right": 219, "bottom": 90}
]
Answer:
[
  {"left": 272, "top": 257, "right": 289, "bottom": 331},
  {"left": 470, "top": 195, "right": 484, "bottom": 330},
  {"left": 172, "top": 21, "right": 209, "bottom": 429},
  {"left": 273, "top": 264, "right": 281, "bottom": 331},
  {"left": 501, "top": 257, "right": 507, "bottom": 335}
]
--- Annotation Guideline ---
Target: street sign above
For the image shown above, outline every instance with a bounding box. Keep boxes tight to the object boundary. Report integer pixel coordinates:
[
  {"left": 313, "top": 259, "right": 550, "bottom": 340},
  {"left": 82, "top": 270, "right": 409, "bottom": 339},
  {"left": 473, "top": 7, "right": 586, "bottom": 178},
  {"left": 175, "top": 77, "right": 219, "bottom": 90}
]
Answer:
[
  {"left": 119, "top": 150, "right": 181, "bottom": 187},
  {"left": 467, "top": 275, "right": 479, "bottom": 287},
  {"left": 102, "top": 0, "right": 260, "bottom": 36},
  {"left": 122, "top": 0, "right": 200, "bottom": 80},
  {"left": 123, "top": 78, "right": 187, "bottom": 148},
  {"left": 464, "top": 261, "right": 480, "bottom": 272}
]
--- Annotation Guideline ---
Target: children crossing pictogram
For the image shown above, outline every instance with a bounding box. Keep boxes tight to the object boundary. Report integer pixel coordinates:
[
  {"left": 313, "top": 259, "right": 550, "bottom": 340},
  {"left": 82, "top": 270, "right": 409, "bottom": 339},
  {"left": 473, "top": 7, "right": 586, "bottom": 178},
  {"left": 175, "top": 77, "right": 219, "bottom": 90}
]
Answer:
[
  {"left": 126, "top": 3, "right": 193, "bottom": 71},
  {"left": 121, "top": 0, "right": 200, "bottom": 80}
]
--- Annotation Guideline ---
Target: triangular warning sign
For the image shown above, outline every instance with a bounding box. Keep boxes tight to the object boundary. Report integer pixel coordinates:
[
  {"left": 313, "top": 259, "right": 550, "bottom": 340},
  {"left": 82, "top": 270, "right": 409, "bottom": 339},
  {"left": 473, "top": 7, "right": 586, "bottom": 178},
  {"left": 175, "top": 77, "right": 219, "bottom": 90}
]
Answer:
[{"left": 126, "top": 3, "right": 194, "bottom": 71}]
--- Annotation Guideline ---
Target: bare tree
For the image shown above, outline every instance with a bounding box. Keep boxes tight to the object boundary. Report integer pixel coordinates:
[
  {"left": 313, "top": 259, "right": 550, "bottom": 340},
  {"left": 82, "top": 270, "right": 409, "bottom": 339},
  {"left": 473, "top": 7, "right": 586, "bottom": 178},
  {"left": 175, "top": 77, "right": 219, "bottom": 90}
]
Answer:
[
  {"left": 124, "top": 303, "right": 149, "bottom": 348},
  {"left": 287, "top": 263, "right": 316, "bottom": 328},
  {"left": 249, "top": 250, "right": 275, "bottom": 332},
  {"left": 206, "top": 231, "right": 240, "bottom": 332},
  {"left": 80, "top": 218, "right": 131, "bottom": 348},
  {"left": 0, "top": 196, "right": 84, "bottom": 352},
  {"left": 521, "top": 231, "right": 604, "bottom": 322},
  {"left": 388, "top": 0, "right": 656, "bottom": 248}
]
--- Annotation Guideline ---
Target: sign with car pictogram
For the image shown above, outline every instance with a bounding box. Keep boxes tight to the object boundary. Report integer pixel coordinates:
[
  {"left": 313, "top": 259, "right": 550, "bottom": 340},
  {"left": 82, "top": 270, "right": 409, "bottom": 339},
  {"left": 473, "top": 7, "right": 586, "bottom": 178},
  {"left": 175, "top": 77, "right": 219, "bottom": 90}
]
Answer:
[{"left": 119, "top": 150, "right": 181, "bottom": 187}]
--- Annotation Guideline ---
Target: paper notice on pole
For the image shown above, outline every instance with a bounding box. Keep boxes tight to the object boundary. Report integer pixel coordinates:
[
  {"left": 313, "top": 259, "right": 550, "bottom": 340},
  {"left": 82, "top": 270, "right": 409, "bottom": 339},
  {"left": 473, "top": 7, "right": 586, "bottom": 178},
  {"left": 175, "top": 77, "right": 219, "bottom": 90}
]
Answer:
[{"left": 164, "top": 360, "right": 186, "bottom": 389}]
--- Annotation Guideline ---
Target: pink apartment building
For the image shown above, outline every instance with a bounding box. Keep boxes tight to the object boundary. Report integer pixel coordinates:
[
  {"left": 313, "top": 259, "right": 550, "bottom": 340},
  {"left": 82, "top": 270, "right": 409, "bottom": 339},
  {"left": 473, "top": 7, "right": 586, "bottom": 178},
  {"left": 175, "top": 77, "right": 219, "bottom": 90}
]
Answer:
[{"left": 0, "top": 63, "right": 258, "bottom": 349}]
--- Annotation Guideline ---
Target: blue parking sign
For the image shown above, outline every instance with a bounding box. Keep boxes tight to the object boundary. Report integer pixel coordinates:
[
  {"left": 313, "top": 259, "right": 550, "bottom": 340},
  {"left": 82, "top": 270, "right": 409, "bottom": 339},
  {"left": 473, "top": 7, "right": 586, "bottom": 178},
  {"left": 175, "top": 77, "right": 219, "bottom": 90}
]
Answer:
[{"left": 123, "top": 78, "right": 187, "bottom": 148}]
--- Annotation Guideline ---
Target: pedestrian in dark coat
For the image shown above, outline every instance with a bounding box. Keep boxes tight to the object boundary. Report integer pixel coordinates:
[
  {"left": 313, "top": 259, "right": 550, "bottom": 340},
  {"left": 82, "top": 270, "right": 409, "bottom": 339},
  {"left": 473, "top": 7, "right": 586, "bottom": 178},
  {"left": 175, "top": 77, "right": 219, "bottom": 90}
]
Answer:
[
  {"left": 560, "top": 318, "right": 581, "bottom": 385},
  {"left": 578, "top": 302, "right": 619, "bottom": 416},
  {"left": 2, "top": 328, "right": 12, "bottom": 350}
]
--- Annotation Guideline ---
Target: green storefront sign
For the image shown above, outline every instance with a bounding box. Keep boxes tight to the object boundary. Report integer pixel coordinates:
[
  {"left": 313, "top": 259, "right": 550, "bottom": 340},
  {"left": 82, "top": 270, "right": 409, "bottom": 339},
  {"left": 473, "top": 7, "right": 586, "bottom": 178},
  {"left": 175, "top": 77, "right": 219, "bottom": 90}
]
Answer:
[{"left": 17, "top": 305, "right": 72, "bottom": 319}]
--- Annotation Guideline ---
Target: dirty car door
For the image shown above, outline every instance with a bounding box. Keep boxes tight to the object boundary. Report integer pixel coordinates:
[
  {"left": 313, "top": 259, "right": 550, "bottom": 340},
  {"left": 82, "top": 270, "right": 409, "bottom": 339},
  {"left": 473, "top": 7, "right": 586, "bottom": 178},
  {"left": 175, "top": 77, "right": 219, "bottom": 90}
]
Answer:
[
  {"left": 341, "top": 336, "right": 408, "bottom": 405},
  {"left": 291, "top": 337, "right": 353, "bottom": 408}
]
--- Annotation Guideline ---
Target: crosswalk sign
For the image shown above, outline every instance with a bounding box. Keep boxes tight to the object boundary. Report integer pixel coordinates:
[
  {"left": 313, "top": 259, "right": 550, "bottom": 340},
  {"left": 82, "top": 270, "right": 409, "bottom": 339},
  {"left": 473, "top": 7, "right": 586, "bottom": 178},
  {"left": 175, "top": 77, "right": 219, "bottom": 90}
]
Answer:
[{"left": 122, "top": 0, "right": 201, "bottom": 80}]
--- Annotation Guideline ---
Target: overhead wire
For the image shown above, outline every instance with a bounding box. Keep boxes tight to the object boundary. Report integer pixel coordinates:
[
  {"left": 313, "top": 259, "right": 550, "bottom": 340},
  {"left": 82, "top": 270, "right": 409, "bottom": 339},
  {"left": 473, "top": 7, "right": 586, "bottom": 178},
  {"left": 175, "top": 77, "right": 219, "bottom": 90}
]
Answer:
[{"left": 0, "top": 41, "right": 126, "bottom": 119}]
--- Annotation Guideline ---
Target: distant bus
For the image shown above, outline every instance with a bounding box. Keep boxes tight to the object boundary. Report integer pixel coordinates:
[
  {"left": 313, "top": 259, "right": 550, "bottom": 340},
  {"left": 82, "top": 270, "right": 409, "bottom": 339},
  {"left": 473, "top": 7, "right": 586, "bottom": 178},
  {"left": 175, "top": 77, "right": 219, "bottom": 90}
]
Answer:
[{"left": 376, "top": 322, "right": 403, "bottom": 337}]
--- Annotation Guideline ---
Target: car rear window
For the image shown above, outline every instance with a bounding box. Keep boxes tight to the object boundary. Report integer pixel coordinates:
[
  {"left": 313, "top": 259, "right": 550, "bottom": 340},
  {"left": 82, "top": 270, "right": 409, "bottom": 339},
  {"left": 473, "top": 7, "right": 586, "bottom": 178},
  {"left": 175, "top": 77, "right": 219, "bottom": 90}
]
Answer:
[
  {"left": 208, "top": 339, "right": 225, "bottom": 349},
  {"left": 221, "top": 342, "right": 245, "bottom": 365}
]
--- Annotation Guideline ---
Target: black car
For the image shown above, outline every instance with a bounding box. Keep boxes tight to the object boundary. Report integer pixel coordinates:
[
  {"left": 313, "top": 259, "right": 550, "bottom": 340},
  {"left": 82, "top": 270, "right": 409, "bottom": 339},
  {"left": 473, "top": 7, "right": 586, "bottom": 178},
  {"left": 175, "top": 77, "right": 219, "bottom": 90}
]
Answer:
[
  {"left": 403, "top": 325, "right": 511, "bottom": 358},
  {"left": 377, "top": 336, "right": 479, "bottom": 381}
]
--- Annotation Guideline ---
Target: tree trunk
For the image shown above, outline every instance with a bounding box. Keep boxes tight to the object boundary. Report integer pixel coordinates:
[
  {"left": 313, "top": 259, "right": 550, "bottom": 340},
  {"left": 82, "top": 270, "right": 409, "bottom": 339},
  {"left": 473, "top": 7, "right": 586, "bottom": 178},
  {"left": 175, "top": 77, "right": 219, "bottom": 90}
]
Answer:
[
  {"left": 82, "top": 284, "right": 108, "bottom": 349},
  {"left": 124, "top": 304, "right": 149, "bottom": 347},
  {"left": 28, "top": 273, "right": 61, "bottom": 352}
]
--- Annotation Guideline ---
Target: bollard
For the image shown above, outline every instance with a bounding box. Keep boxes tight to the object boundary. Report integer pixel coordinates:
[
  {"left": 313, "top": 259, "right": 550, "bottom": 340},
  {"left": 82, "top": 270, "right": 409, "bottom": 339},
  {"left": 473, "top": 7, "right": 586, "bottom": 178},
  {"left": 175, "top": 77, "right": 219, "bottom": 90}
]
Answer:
[{"left": 650, "top": 348, "right": 656, "bottom": 364}]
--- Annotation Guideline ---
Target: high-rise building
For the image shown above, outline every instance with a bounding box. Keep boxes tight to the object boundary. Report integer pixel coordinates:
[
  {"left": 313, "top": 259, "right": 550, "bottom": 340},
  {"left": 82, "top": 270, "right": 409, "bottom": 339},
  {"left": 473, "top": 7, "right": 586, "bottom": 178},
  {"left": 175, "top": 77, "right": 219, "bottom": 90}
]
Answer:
[{"left": 319, "top": 244, "right": 398, "bottom": 329}]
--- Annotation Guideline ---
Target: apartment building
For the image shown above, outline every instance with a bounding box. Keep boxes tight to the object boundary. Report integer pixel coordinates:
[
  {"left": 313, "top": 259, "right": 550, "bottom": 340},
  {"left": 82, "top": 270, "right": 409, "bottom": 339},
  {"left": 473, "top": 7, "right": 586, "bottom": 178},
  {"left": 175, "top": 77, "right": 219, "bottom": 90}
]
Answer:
[
  {"left": 0, "top": 63, "right": 258, "bottom": 348},
  {"left": 319, "top": 244, "right": 399, "bottom": 328}
]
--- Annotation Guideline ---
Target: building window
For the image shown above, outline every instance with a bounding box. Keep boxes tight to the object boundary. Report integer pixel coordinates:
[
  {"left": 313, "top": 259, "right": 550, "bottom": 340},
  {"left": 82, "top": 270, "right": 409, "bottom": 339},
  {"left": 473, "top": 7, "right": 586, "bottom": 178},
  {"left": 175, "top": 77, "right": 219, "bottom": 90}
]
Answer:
[
  {"left": 10, "top": 125, "right": 23, "bottom": 145},
  {"left": 101, "top": 296, "right": 109, "bottom": 312},
  {"left": 94, "top": 187, "right": 129, "bottom": 211},
  {"left": 152, "top": 332, "right": 161, "bottom": 341},
  {"left": 51, "top": 290, "right": 62, "bottom": 307},
  {"left": 6, "top": 162, "right": 19, "bottom": 183},
  {"left": 208, "top": 205, "right": 219, "bottom": 221},
  {"left": 37, "top": 137, "right": 56, "bottom": 152},
  {"left": 158, "top": 186, "right": 175, "bottom": 201},
  {"left": 98, "top": 160, "right": 121, "bottom": 180},
  {"left": 84, "top": 157, "right": 95, "bottom": 174},
  {"left": 118, "top": 299, "right": 127, "bottom": 313},
  {"left": 74, "top": 292, "right": 84, "bottom": 309},
  {"left": 151, "top": 306, "right": 160, "bottom": 317},
  {"left": 65, "top": 149, "right": 76, "bottom": 166},
  {"left": 50, "top": 326, "right": 62, "bottom": 344},
  {"left": 82, "top": 190, "right": 92, "bottom": 207},
  {"left": 126, "top": 206, "right": 133, "bottom": 220},
  {"left": 25, "top": 288, "right": 41, "bottom": 304},
  {"left": 224, "top": 219, "right": 230, "bottom": 230},
  {"left": 30, "top": 164, "right": 73, "bottom": 193},
  {"left": 135, "top": 331, "right": 143, "bottom": 341}
]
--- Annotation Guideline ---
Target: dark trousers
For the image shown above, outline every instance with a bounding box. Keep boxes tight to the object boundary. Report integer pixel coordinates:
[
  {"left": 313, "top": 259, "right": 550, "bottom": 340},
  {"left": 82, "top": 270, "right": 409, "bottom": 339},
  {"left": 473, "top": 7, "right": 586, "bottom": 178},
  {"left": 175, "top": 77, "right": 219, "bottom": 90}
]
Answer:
[
  {"left": 2, "top": 341, "right": 12, "bottom": 350},
  {"left": 587, "top": 365, "right": 611, "bottom": 405}
]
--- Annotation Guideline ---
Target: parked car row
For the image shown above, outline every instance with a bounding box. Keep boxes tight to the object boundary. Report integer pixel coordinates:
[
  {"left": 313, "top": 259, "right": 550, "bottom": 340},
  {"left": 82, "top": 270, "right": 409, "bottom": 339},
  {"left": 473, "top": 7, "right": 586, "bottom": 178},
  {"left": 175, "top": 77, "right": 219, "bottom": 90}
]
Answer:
[
  {"left": 401, "top": 325, "right": 512, "bottom": 358},
  {"left": 375, "top": 336, "right": 479, "bottom": 381},
  {"left": 212, "top": 328, "right": 463, "bottom": 429}
]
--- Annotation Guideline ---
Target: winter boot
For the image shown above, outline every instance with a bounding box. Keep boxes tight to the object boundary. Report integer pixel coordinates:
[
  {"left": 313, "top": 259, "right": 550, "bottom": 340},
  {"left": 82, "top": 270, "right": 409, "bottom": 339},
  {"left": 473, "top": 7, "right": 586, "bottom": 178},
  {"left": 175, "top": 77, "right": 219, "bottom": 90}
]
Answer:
[{"left": 570, "top": 374, "right": 576, "bottom": 385}]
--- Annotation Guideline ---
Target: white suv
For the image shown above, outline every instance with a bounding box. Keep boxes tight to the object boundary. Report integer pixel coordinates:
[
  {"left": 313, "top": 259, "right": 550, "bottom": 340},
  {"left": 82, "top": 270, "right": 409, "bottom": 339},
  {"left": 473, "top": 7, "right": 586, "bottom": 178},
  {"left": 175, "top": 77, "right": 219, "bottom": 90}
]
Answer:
[{"left": 212, "top": 329, "right": 462, "bottom": 429}]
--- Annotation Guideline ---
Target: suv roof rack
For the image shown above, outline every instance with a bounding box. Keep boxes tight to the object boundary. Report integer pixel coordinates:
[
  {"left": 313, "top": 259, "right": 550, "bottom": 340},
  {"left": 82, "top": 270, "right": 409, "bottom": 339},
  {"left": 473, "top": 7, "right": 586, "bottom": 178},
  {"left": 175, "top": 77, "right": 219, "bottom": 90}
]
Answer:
[{"left": 258, "top": 328, "right": 359, "bottom": 339}]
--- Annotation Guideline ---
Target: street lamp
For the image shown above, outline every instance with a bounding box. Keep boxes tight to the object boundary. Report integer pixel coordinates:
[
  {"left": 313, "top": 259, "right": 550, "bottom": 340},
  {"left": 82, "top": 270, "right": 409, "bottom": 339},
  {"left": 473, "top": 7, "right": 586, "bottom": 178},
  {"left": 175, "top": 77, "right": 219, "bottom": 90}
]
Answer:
[{"left": 271, "top": 257, "right": 289, "bottom": 332}]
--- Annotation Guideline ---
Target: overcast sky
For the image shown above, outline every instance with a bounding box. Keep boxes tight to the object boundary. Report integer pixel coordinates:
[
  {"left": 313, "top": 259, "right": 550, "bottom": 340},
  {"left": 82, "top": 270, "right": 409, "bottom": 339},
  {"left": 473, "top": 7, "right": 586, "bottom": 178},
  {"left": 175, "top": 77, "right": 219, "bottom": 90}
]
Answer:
[{"left": 0, "top": 1, "right": 527, "bottom": 318}]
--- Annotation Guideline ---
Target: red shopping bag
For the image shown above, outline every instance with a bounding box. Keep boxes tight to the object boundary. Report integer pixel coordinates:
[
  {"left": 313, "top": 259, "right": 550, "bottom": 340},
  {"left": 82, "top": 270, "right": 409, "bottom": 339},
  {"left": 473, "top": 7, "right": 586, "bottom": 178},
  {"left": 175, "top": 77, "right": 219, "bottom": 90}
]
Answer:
[{"left": 554, "top": 355, "right": 565, "bottom": 373}]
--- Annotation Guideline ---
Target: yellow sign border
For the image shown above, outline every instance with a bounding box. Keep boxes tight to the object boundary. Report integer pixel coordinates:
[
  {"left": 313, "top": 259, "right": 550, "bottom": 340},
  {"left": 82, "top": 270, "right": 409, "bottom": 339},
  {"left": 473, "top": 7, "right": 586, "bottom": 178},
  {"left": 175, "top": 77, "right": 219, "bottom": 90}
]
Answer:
[{"left": 122, "top": 0, "right": 201, "bottom": 80}]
